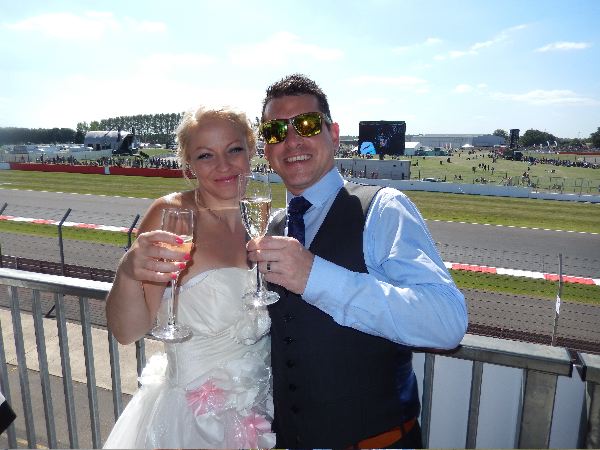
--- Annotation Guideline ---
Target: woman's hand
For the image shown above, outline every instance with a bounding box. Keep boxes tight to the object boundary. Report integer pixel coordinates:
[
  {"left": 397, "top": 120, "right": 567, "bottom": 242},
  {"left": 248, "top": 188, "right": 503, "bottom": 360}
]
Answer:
[{"left": 120, "top": 230, "right": 192, "bottom": 283}]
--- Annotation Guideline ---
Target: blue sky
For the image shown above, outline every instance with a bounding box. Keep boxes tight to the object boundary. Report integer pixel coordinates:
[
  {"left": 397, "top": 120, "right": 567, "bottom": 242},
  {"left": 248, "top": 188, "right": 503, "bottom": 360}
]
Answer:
[{"left": 1, "top": 0, "right": 598, "bottom": 139}]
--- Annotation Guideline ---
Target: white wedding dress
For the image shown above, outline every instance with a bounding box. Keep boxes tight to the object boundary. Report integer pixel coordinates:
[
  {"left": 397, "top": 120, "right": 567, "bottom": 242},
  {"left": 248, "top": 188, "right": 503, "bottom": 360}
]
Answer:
[{"left": 103, "top": 267, "right": 275, "bottom": 449}]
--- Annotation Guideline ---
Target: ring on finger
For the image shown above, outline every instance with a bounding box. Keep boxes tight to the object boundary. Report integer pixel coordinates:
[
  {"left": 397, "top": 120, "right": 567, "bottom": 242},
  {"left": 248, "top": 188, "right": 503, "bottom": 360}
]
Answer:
[{"left": 266, "top": 262, "right": 271, "bottom": 272}]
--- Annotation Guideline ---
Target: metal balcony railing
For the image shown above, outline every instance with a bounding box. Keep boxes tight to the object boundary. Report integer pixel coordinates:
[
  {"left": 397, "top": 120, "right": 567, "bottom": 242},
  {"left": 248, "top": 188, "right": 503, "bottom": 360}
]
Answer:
[{"left": 0, "top": 267, "right": 598, "bottom": 448}]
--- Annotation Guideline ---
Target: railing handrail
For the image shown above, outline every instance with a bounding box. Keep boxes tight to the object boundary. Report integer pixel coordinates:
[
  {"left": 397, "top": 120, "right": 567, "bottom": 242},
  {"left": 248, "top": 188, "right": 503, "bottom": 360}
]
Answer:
[
  {"left": 451, "top": 333, "right": 573, "bottom": 376},
  {"left": 0, "top": 267, "right": 598, "bottom": 448},
  {"left": 0, "top": 267, "right": 111, "bottom": 298}
]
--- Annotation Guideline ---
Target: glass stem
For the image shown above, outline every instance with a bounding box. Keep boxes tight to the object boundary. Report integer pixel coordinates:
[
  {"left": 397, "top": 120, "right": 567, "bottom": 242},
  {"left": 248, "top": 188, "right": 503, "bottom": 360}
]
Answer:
[
  {"left": 168, "top": 277, "right": 177, "bottom": 326},
  {"left": 255, "top": 265, "right": 263, "bottom": 294}
]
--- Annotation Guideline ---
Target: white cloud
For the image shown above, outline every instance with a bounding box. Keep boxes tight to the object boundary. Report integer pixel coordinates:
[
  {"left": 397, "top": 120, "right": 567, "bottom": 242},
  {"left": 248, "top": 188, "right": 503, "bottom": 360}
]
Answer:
[
  {"left": 435, "top": 23, "right": 528, "bottom": 60},
  {"left": 21, "top": 72, "right": 263, "bottom": 128},
  {"left": 4, "top": 11, "right": 165, "bottom": 39},
  {"left": 453, "top": 83, "right": 488, "bottom": 94},
  {"left": 137, "top": 53, "right": 217, "bottom": 73},
  {"left": 124, "top": 18, "right": 167, "bottom": 33},
  {"left": 229, "top": 32, "right": 343, "bottom": 67},
  {"left": 410, "top": 62, "right": 434, "bottom": 70},
  {"left": 393, "top": 37, "right": 442, "bottom": 54},
  {"left": 491, "top": 89, "right": 599, "bottom": 106},
  {"left": 454, "top": 84, "right": 474, "bottom": 93},
  {"left": 535, "top": 41, "right": 592, "bottom": 52},
  {"left": 424, "top": 37, "right": 443, "bottom": 45}
]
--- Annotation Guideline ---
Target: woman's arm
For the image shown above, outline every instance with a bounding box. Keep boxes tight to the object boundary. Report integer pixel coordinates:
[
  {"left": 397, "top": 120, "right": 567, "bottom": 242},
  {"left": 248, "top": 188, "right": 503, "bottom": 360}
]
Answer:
[{"left": 105, "top": 197, "right": 192, "bottom": 344}]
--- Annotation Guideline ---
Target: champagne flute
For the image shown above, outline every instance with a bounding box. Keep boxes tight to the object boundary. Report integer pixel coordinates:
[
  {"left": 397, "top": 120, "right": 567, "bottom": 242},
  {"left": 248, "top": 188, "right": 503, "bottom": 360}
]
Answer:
[
  {"left": 239, "top": 173, "right": 280, "bottom": 308},
  {"left": 150, "top": 208, "right": 194, "bottom": 343}
]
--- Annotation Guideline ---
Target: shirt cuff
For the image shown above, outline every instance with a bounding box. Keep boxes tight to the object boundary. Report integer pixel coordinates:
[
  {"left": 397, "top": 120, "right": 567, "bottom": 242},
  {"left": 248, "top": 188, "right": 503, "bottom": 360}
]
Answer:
[{"left": 303, "top": 255, "right": 347, "bottom": 305}]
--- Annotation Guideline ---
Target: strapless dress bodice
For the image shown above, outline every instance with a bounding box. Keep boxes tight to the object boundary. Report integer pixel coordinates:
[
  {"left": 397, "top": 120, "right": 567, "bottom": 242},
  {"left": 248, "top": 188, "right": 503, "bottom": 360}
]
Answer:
[{"left": 157, "top": 267, "right": 271, "bottom": 387}]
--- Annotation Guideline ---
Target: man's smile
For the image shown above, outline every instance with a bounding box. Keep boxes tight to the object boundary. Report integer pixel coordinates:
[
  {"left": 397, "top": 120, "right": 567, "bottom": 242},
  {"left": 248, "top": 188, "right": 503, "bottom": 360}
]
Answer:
[{"left": 285, "top": 154, "right": 311, "bottom": 163}]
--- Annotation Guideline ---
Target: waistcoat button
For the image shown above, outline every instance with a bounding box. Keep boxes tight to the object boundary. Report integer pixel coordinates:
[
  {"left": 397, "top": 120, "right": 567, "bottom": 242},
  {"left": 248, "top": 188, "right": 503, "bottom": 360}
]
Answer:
[
  {"left": 289, "top": 383, "right": 297, "bottom": 391},
  {"left": 286, "top": 359, "right": 295, "bottom": 368},
  {"left": 284, "top": 336, "right": 294, "bottom": 345}
]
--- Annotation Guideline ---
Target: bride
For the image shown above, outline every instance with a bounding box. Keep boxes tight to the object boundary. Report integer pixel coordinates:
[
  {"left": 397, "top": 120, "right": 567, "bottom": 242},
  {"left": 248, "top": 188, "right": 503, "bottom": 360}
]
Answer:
[{"left": 103, "top": 106, "right": 274, "bottom": 448}]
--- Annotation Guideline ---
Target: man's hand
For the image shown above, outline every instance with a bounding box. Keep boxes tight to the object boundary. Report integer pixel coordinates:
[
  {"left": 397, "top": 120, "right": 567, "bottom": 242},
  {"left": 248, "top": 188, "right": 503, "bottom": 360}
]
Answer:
[{"left": 247, "top": 236, "right": 315, "bottom": 295}]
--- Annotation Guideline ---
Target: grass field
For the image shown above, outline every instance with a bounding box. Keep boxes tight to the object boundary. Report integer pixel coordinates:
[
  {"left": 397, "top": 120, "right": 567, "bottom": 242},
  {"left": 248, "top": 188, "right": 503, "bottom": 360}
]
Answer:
[
  {"left": 401, "top": 150, "right": 600, "bottom": 194},
  {"left": 1, "top": 164, "right": 599, "bottom": 303},
  {"left": 453, "top": 270, "right": 599, "bottom": 305},
  {"left": 2, "top": 166, "right": 599, "bottom": 233}
]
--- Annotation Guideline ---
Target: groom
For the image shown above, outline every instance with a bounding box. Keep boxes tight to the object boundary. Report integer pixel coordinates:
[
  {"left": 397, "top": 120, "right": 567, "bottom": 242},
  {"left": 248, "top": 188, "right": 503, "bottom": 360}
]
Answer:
[{"left": 247, "top": 73, "right": 468, "bottom": 448}]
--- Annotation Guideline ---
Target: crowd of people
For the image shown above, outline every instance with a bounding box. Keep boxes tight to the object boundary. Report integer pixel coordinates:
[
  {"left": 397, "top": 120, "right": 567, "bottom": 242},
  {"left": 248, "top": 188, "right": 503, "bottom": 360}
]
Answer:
[
  {"left": 524, "top": 154, "right": 599, "bottom": 169},
  {"left": 31, "top": 154, "right": 182, "bottom": 169}
]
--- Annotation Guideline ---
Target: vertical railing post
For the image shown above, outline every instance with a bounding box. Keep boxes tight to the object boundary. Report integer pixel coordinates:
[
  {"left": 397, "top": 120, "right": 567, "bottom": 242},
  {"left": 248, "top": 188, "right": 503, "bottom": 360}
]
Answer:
[
  {"left": 54, "top": 292, "right": 79, "bottom": 448},
  {"left": 58, "top": 208, "right": 72, "bottom": 276},
  {"left": 517, "top": 369, "right": 558, "bottom": 448},
  {"left": 108, "top": 332, "right": 123, "bottom": 420},
  {"left": 420, "top": 353, "right": 436, "bottom": 448},
  {"left": 79, "top": 296, "right": 102, "bottom": 448},
  {"left": 586, "top": 381, "right": 600, "bottom": 448},
  {"left": 9, "top": 286, "right": 38, "bottom": 447},
  {"left": 31, "top": 289, "right": 57, "bottom": 448},
  {"left": 578, "top": 352, "right": 600, "bottom": 448},
  {"left": 0, "top": 314, "right": 18, "bottom": 448},
  {"left": 465, "top": 360, "right": 483, "bottom": 448},
  {"left": 552, "top": 253, "right": 563, "bottom": 346},
  {"left": 0, "top": 203, "right": 6, "bottom": 269},
  {"left": 135, "top": 339, "right": 146, "bottom": 387}
]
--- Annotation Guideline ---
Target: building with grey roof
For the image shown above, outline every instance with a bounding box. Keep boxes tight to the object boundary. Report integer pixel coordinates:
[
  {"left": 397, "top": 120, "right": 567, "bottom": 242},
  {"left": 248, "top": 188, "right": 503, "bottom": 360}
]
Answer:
[
  {"left": 405, "top": 134, "right": 504, "bottom": 148},
  {"left": 84, "top": 130, "right": 138, "bottom": 155}
]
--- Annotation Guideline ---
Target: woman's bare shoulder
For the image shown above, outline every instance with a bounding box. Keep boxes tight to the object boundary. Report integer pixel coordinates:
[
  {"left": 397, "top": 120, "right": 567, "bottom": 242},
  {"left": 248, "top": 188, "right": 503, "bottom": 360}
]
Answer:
[{"left": 139, "top": 191, "right": 195, "bottom": 233}]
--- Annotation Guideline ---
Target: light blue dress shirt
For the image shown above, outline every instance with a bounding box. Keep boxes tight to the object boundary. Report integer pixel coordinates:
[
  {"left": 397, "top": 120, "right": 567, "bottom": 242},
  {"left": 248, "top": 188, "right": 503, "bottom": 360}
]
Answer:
[{"left": 287, "top": 167, "right": 468, "bottom": 349}]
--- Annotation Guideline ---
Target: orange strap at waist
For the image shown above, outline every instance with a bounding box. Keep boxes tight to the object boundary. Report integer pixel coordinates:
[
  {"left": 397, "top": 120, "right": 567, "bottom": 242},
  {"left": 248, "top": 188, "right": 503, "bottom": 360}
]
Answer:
[{"left": 351, "top": 417, "right": 418, "bottom": 449}]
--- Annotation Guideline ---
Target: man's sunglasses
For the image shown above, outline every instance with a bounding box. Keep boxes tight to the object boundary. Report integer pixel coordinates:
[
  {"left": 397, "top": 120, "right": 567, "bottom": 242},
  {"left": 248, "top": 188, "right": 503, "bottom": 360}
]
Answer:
[{"left": 259, "top": 112, "right": 332, "bottom": 144}]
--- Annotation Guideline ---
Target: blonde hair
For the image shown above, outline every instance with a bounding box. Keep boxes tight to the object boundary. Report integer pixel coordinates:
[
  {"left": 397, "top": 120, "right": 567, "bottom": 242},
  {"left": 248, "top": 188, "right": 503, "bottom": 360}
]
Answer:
[{"left": 176, "top": 105, "right": 256, "bottom": 173}]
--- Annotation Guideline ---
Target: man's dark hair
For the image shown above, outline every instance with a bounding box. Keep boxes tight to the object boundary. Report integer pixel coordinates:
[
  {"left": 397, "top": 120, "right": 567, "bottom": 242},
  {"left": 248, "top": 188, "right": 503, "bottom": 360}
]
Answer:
[{"left": 261, "top": 73, "right": 332, "bottom": 121}]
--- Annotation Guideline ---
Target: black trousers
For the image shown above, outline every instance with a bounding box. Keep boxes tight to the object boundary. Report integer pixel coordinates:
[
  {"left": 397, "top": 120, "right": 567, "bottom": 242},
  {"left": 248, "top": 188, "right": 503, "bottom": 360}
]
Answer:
[{"left": 384, "top": 421, "right": 423, "bottom": 449}]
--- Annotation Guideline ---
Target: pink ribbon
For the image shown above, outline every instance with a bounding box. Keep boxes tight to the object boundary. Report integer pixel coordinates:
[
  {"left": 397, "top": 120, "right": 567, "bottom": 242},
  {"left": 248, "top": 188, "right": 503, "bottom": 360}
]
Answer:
[
  {"left": 185, "top": 380, "right": 226, "bottom": 416},
  {"left": 241, "top": 412, "right": 271, "bottom": 447}
]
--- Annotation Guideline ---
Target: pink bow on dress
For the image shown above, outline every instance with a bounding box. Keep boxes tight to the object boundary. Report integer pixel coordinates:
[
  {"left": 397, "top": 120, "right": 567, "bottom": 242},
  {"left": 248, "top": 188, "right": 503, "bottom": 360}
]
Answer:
[
  {"left": 241, "top": 412, "right": 271, "bottom": 447},
  {"left": 185, "top": 380, "right": 226, "bottom": 416}
]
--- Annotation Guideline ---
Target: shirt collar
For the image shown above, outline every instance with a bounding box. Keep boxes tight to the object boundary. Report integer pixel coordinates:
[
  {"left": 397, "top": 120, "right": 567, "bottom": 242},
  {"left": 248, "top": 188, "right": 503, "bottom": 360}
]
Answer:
[{"left": 286, "top": 167, "right": 344, "bottom": 209}]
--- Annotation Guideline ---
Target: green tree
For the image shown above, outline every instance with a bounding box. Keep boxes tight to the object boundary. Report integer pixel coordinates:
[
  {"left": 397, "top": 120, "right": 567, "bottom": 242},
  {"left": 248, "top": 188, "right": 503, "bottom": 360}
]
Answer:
[
  {"left": 590, "top": 127, "right": 600, "bottom": 149},
  {"left": 75, "top": 122, "right": 89, "bottom": 143},
  {"left": 520, "top": 129, "right": 557, "bottom": 148},
  {"left": 566, "top": 138, "right": 584, "bottom": 148},
  {"left": 493, "top": 129, "right": 508, "bottom": 141}
]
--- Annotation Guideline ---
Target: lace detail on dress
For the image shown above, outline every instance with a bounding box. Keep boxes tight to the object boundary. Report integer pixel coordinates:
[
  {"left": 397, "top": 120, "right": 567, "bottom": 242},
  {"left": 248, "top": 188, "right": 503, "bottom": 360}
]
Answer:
[{"left": 231, "top": 307, "right": 271, "bottom": 345}]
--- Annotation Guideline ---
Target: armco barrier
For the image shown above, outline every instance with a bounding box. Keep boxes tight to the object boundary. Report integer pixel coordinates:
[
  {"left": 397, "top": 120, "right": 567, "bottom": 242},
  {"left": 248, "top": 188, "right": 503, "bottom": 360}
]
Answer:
[{"left": 7, "top": 162, "right": 188, "bottom": 178}]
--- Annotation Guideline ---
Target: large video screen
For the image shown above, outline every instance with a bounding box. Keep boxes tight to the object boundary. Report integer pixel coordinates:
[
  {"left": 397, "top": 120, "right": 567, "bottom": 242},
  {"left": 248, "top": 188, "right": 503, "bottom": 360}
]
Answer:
[{"left": 358, "top": 121, "right": 406, "bottom": 156}]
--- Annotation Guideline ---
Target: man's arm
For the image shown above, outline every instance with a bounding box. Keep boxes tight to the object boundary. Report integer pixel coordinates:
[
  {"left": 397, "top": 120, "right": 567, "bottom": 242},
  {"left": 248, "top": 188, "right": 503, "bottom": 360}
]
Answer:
[{"left": 302, "top": 188, "right": 468, "bottom": 349}]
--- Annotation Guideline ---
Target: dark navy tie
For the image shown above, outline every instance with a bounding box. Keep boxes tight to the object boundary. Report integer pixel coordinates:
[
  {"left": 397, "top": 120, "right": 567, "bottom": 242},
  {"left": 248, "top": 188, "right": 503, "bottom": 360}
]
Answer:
[{"left": 287, "top": 196, "right": 312, "bottom": 246}]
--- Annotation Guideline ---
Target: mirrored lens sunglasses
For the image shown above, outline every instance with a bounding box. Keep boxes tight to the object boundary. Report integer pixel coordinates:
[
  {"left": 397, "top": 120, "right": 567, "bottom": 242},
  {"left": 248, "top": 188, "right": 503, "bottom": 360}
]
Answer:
[{"left": 260, "top": 112, "right": 332, "bottom": 145}]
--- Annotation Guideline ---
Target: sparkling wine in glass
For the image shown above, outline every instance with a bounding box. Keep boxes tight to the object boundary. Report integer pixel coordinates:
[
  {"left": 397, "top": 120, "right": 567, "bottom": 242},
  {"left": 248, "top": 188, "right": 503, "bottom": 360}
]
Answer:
[
  {"left": 239, "top": 173, "right": 280, "bottom": 308},
  {"left": 150, "top": 208, "right": 194, "bottom": 343}
]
